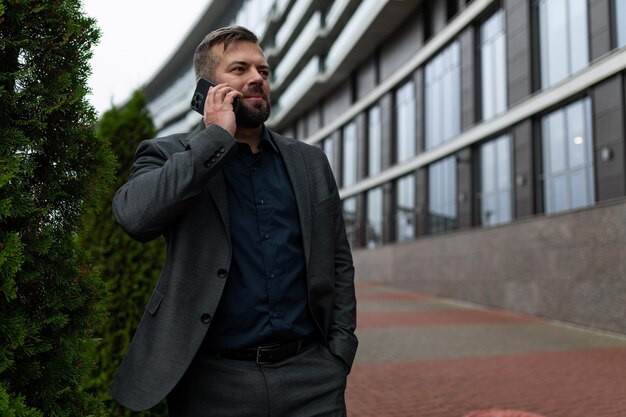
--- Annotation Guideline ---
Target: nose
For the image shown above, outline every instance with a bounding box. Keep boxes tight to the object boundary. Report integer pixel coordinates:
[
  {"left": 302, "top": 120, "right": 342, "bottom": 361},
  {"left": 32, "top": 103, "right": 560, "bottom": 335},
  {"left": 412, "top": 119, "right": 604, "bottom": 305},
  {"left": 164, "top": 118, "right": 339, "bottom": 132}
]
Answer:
[{"left": 248, "top": 66, "right": 265, "bottom": 84}]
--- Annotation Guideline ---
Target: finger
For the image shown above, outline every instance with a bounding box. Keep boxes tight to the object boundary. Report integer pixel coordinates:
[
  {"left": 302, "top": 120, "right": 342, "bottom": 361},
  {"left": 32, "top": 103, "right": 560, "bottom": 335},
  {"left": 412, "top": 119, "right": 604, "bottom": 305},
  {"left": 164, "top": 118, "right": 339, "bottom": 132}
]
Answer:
[
  {"left": 210, "top": 84, "right": 235, "bottom": 106},
  {"left": 225, "top": 90, "right": 242, "bottom": 106}
]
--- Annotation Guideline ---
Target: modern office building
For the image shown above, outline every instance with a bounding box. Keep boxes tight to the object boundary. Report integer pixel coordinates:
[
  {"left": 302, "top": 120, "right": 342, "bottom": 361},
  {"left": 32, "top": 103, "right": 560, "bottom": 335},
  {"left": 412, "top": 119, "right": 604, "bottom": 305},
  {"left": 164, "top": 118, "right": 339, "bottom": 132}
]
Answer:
[{"left": 143, "top": 0, "right": 626, "bottom": 334}]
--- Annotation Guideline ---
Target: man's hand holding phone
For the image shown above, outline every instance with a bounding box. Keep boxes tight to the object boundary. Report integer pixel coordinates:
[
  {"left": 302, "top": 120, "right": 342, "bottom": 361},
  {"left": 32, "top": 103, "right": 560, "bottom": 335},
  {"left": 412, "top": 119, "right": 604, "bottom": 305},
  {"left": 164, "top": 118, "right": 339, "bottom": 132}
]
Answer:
[{"left": 191, "top": 78, "right": 241, "bottom": 136}]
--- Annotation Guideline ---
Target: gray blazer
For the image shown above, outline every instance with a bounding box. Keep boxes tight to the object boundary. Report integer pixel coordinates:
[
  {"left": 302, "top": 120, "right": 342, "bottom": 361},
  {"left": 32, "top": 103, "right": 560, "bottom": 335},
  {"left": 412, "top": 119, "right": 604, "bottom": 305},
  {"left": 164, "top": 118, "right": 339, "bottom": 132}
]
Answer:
[{"left": 110, "top": 123, "right": 358, "bottom": 411}]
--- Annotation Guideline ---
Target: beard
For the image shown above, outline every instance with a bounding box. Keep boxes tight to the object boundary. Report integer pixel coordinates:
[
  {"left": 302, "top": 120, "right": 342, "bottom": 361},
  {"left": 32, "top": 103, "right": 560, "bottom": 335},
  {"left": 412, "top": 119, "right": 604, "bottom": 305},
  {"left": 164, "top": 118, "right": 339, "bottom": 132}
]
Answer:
[{"left": 235, "top": 86, "right": 271, "bottom": 128}]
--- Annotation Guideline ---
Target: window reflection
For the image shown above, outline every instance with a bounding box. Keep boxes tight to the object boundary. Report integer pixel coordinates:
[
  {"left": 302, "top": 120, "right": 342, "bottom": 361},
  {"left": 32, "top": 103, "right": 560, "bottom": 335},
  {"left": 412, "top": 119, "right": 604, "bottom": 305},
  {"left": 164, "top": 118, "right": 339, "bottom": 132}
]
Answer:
[
  {"left": 396, "top": 174, "right": 416, "bottom": 242},
  {"left": 538, "top": 0, "right": 589, "bottom": 88},
  {"left": 342, "top": 121, "right": 358, "bottom": 187},
  {"left": 541, "top": 98, "right": 595, "bottom": 213},
  {"left": 395, "top": 80, "right": 417, "bottom": 162},
  {"left": 425, "top": 41, "right": 461, "bottom": 149},
  {"left": 617, "top": 0, "right": 626, "bottom": 47},
  {"left": 343, "top": 197, "right": 358, "bottom": 248},
  {"left": 366, "top": 187, "right": 384, "bottom": 248},
  {"left": 480, "top": 10, "right": 507, "bottom": 120},
  {"left": 368, "top": 105, "right": 382, "bottom": 176},
  {"left": 428, "top": 157, "right": 457, "bottom": 234},
  {"left": 479, "top": 135, "right": 512, "bottom": 226}
]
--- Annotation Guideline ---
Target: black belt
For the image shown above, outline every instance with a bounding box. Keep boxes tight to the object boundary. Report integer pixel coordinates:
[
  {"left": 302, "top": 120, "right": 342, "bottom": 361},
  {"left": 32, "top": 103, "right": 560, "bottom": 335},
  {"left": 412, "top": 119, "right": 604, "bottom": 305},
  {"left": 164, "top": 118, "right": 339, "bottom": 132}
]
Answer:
[{"left": 206, "top": 336, "right": 316, "bottom": 365}]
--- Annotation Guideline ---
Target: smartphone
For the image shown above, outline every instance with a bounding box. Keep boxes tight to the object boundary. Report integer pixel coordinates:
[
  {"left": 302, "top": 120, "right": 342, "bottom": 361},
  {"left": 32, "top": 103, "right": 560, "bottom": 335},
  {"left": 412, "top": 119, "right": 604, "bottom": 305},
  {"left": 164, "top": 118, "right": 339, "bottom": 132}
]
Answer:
[{"left": 190, "top": 78, "right": 240, "bottom": 114}]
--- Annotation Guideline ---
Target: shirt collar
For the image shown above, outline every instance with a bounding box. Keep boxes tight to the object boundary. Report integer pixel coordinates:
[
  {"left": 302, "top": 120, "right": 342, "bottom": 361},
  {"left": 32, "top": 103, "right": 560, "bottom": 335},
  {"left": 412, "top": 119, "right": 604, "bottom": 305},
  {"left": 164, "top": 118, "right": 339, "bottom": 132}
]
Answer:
[{"left": 259, "top": 125, "right": 279, "bottom": 154}]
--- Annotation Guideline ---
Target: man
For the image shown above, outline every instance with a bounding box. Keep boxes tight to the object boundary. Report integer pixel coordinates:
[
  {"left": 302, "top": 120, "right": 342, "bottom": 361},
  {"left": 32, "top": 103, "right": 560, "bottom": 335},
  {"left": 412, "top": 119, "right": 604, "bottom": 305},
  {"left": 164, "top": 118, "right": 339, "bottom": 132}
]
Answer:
[{"left": 110, "top": 26, "right": 358, "bottom": 417}]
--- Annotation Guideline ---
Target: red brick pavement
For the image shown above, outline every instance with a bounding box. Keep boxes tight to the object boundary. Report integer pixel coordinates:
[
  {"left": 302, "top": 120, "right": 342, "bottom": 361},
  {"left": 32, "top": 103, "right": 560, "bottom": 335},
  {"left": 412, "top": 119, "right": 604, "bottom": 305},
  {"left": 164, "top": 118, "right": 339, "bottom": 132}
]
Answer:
[
  {"left": 357, "top": 292, "right": 434, "bottom": 302},
  {"left": 357, "top": 309, "right": 538, "bottom": 330},
  {"left": 347, "top": 348, "right": 626, "bottom": 417},
  {"left": 347, "top": 283, "right": 626, "bottom": 417}
]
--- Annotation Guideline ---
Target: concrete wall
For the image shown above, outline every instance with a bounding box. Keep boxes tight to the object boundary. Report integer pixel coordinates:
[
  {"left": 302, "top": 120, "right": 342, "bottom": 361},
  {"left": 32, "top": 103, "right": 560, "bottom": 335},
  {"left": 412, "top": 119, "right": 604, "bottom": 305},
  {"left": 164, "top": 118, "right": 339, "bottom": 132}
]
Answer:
[{"left": 353, "top": 198, "right": 626, "bottom": 335}]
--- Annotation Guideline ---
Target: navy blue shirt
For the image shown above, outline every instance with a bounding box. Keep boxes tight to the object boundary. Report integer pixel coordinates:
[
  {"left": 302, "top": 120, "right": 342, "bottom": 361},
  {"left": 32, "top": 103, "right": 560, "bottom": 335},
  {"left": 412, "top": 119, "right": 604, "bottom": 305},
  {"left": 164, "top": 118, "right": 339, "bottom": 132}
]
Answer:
[{"left": 204, "top": 128, "right": 315, "bottom": 349}]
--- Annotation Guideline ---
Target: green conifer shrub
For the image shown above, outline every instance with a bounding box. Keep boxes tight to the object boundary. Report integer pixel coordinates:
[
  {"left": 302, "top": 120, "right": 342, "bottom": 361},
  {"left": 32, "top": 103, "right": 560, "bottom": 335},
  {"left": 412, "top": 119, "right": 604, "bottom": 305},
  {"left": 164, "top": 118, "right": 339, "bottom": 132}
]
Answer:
[
  {"left": 83, "top": 90, "right": 168, "bottom": 417},
  {"left": 0, "top": 0, "right": 115, "bottom": 415}
]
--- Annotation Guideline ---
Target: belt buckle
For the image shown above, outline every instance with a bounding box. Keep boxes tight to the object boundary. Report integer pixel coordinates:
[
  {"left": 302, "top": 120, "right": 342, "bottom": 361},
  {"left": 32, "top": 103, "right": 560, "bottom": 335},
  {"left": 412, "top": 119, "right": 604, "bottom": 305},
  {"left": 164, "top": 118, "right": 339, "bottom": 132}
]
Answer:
[{"left": 256, "top": 342, "right": 281, "bottom": 365}]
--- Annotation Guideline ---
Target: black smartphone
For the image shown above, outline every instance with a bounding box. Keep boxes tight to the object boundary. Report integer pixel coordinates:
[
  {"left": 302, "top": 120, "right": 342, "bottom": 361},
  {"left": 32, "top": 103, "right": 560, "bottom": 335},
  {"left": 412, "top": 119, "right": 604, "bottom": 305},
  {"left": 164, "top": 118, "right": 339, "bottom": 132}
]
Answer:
[{"left": 190, "top": 78, "right": 240, "bottom": 114}]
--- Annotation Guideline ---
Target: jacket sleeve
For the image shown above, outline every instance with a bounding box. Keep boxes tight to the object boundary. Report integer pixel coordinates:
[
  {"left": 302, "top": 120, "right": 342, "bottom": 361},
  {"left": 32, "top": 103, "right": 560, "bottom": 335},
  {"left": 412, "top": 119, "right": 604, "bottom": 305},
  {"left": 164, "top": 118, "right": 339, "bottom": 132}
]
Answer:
[
  {"left": 325, "top": 156, "right": 358, "bottom": 372},
  {"left": 112, "top": 124, "right": 237, "bottom": 242}
]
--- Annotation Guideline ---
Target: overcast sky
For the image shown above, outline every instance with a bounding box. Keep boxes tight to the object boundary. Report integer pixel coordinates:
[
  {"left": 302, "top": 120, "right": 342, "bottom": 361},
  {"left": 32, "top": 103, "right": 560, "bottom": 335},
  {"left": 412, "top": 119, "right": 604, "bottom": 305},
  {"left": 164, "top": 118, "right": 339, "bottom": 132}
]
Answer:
[{"left": 82, "top": 0, "right": 210, "bottom": 115}]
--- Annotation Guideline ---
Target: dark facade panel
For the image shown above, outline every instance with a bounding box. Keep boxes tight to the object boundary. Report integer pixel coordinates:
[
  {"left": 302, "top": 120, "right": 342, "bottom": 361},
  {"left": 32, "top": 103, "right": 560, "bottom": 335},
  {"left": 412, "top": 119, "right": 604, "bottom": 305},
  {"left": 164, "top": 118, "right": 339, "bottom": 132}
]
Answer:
[
  {"left": 379, "top": 10, "right": 424, "bottom": 81},
  {"left": 330, "top": 130, "right": 342, "bottom": 182},
  {"left": 356, "top": 112, "right": 368, "bottom": 182},
  {"left": 592, "top": 74, "right": 626, "bottom": 200},
  {"left": 416, "top": 167, "right": 428, "bottom": 237},
  {"left": 321, "top": 80, "right": 352, "bottom": 126},
  {"left": 355, "top": 193, "right": 366, "bottom": 248},
  {"left": 431, "top": 0, "right": 448, "bottom": 35},
  {"left": 457, "top": 148, "right": 473, "bottom": 229},
  {"left": 504, "top": 0, "right": 533, "bottom": 106},
  {"left": 512, "top": 119, "right": 535, "bottom": 218},
  {"left": 296, "top": 118, "right": 307, "bottom": 140},
  {"left": 588, "top": 0, "right": 612, "bottom": 61},
  {"left": 382, "top": 182, "right": 395, "bottom": 243},
  {"left": 460, "top": 26, "right": 476, "bottom": 132},
  {"left": 355, "top": 56, "right": 378, "bottom": 101},
  {"left": 414, "top": 68, "right": 425, "bottom": 152},
  {"left": 380, "top": 92, "right": 394, "bottom": 171},
  {"left": 305, "top": 106, "right": 322, "bottom": 136}
]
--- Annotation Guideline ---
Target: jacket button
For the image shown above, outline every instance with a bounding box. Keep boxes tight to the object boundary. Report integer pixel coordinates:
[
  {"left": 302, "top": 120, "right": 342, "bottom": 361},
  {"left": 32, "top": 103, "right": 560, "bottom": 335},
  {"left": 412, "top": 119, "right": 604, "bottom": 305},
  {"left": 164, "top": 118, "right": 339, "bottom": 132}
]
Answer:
[
  {"left": 218, "top": 146, "right": 226, "bottom": 153},
  {"left": 217, "top": 269, "right": 228, "bottom": 278},
  {"left": 200, "top": 313, "right": 212, "bottom": 324}
]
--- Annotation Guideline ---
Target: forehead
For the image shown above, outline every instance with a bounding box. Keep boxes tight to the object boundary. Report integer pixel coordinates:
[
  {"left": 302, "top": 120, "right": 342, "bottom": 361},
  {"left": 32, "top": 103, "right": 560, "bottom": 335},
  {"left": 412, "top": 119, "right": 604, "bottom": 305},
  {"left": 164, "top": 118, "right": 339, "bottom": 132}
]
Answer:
[{"left": 213, "top": 41, "right": 267, "bottom": 66}]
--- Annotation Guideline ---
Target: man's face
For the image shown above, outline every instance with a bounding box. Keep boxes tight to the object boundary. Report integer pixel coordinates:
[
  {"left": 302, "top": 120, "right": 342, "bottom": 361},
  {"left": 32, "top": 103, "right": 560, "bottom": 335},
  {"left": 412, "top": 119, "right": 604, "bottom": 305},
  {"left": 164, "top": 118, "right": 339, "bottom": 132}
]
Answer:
[{"left": 211, "top": 41, "right": 271, "bottom": 128}]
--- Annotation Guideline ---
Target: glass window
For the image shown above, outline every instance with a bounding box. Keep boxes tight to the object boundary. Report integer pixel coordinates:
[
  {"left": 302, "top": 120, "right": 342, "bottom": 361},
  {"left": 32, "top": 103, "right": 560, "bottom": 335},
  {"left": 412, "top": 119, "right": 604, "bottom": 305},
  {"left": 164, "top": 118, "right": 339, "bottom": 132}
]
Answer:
[
  {"left": 395, "top": 80, "right": 417, "bottom": 163},
  {"left": 323, "top": 136, "right": 335, "bottom": 174},
  {"left": 366, "top": 187, "right": 384, "bottom": 248},
  {"left": 541, "top": 98, "right": 595, "bottom": 214},
  {"left": 343, "top": 197, "right": 358, "bottom": 248},
  {"left": 479, "top": 135, "right": 512, "bottom": 226},
  {"left": 368, "top": 105, "right": 382, "bottom": 176},
  {"left": 425, "top": 41, "right": 461, "bottom": 149},
  {"left": 428, "top": 156, "right": 457, "bottom": 234},
  {"left": 480, "top": 10, "right": 507, "bottom": 120},
  {"left": 617, "top": 0, "right": 626, "bottom": 47},
  {"left": 538, "top": 0, "right": 589, "bottom": 88},
  {"left": 342, "top": 121, "right": 358, "bottom": 187},
  {"left": 396, "top": 174, "right": 416, "bottom": 242}
]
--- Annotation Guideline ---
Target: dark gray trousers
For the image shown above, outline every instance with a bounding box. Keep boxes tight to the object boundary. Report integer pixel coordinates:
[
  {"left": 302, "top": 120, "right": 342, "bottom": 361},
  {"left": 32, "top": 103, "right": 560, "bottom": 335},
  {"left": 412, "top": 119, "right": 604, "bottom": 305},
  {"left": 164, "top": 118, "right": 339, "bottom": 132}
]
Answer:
[{"left": 167, "top": 343, "right": 347, "bottom": 417}]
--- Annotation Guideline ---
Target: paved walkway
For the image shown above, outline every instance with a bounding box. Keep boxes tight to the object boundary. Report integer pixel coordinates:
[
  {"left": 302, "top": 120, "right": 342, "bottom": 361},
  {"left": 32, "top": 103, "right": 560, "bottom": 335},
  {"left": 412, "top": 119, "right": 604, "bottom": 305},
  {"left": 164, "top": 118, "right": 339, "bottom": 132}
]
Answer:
[{"left": 345, "top": 282, "right": 626, "bottom": 417}]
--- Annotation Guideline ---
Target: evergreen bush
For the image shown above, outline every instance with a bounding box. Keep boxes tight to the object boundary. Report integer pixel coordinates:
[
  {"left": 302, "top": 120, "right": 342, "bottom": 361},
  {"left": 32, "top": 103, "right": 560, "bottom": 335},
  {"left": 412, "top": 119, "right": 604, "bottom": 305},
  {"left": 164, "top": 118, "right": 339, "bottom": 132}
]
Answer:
[
  {"left": 0, "top": 0, "right": 115, "bottom": 415},
  {"left": 83, "top": 90, "right": 168, "bottom": 417}
]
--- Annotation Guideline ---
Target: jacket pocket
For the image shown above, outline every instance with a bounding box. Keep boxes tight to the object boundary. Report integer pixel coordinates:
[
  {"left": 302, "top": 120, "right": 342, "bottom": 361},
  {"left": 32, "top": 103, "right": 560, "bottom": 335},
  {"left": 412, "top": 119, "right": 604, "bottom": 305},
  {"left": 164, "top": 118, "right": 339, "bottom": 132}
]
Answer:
[
  {"left": 146, "top": 289, "right": 164, "bottom": 316},
  {"left": 313, "top": 193, "right": 334, "bottom": 213}
]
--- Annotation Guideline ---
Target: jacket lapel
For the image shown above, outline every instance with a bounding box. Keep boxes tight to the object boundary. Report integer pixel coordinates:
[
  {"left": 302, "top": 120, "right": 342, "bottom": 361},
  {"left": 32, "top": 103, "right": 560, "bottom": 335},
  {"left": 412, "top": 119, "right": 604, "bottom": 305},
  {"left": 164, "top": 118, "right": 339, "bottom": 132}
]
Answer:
[{"left": 272, "top": 132, "right": 312, "bottom": 264}]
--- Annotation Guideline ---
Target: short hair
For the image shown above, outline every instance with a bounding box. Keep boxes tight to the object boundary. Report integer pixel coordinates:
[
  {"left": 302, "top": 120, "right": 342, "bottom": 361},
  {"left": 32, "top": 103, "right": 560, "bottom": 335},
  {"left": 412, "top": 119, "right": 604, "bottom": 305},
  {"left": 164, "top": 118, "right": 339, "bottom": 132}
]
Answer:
[{"left": 193, "top": 26, "right": 259, "bottom": 81}]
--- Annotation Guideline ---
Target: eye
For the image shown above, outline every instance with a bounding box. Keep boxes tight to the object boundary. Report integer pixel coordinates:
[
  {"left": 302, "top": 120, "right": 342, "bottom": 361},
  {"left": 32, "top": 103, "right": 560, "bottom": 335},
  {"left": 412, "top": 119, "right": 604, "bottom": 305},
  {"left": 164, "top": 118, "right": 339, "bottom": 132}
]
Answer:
[{"left": 257, "top": 67, "right": 271, "bottom": 78}]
